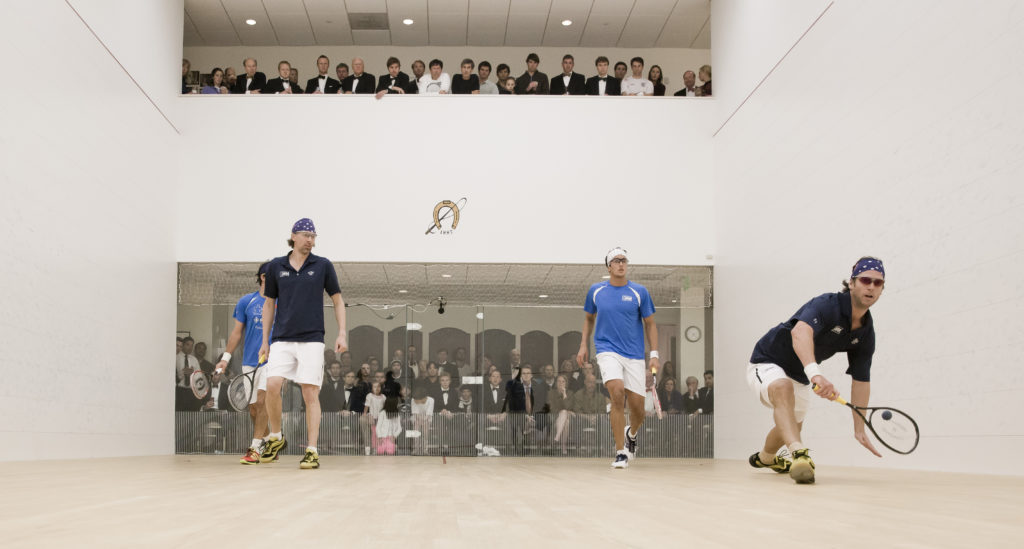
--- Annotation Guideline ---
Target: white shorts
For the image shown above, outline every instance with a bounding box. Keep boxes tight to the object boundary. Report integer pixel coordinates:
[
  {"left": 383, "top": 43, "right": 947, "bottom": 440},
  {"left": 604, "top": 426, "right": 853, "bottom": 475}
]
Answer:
[
  {"left": 266, "top": 341, "right": 325, "bottom": 387},
  {"left": 241, "top": 364, "right": 268, "bottom": 404},
  {"left": 746, "top": 362, "right": 812, "bottom": 423},
  {"left": 597, "top": 352, "right": 646, "bottom": 395}
]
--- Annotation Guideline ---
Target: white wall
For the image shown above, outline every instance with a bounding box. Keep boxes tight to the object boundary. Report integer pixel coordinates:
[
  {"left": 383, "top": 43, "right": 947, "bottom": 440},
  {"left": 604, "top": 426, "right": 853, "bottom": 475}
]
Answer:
[
  {"left": 183, "top": 45, "right": 710, "bottom": 93},
  {"left": 0, "top": 1, "right": 179, "bottom": 460},
  {"left": 713, "top": 0, "right": 1024, "bottom": 475},
  {"left": 176, "top": 95, "right": 717, "bottom": 265}
]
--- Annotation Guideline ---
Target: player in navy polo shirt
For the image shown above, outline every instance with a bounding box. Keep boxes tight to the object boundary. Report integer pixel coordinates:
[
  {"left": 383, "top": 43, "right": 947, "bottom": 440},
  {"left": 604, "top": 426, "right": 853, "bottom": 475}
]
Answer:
[
  {"left": 747, "top": 257, "right": 886, "bottom": 484},
  {"left": 577, "top": 247, "right": 659, "bottom": 469},
  {"left": 258, "top": 218, "right": 348, "bottom": 470}
]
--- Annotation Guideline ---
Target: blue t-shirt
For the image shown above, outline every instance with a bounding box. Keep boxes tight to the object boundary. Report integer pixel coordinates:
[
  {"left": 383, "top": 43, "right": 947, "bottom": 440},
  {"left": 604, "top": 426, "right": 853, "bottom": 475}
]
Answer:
[
  {"left": 233, "top": 291, "right": 267, "bottom": 367},
  {"left": 263, "top": 252, "right": 341, "bottom": 343},
  {"left": 750, "top": 292, "right": 876, "bottom": 384},
  {"left": 584, "top": 281, "right": 655, "bottom": 360}
]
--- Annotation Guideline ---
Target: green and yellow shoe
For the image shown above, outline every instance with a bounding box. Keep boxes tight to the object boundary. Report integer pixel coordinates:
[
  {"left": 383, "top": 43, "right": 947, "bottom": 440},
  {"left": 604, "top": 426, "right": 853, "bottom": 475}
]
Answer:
[
  {"left": 749, "top": 451, "right": 791, "bottom": 474},
  {"left": 299, "top": 448, "right": 320, "bottom": 470},
  {"left": 789, "top": 448, "right": 815, "bottom": 484},
  {"left": 259, "top": 437, "right": 287, "bottom": 463}
]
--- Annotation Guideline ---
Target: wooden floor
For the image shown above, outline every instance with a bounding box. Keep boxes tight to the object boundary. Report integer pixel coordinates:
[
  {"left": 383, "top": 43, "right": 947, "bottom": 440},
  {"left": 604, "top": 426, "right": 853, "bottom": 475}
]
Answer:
[{"left": 2, "top": 455, "right": 1022, "bottom": 548}]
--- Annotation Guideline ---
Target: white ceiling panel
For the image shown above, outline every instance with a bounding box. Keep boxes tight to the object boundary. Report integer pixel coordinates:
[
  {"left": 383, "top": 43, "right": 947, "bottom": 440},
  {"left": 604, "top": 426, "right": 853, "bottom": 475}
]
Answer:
[
  {"left": 468, "top": 0, "right": 509, "bottom": 15},
  {"left": 655, "top": 0, "right": 708, "bottom": 48},
  {"left": 185, "top": 0, "right": 240, "bottom": 46},
  {"left": 467, "top": 12, "right": 507, "bottom": 46},
  {"left": 690, "top": 13, "right": 710, "bottom": 48},
  {"left": 306, "top": 0, "right": 355, "bottom": 45},
  {"left": 589, "top": 0, "right": 632, "bottom": 16},
  {"left": 346, "top": 0, "right": 388, "bottom": 12},
  {"left": 387, "top": 0, "right": 428, "bottom": 46},
  {"left": 183, "top": 12, "right": 204, "bottom": 47},
  {"left": 542, "top": 0, "right": 590, "bottom": 47},
  {"left": 429, "top": 12, "right": 468, "bottom": 45},
  {"left": 221, "top": 0, "right": 277, "bottom": 45},
  {"left": 618, "top": 15, "right": 666, "bottom": 47},
  {"left": 263, "top": 0, "right": 315, "bottom": 46},
  {"left": 351, "top": 29, "right": 393, "bottom": 45},
  {"left": 505, "top": 12, "right": 548, "bottom": 46},
  {"left": 579, "top": 14, "right": 625, "bottom": 46}
]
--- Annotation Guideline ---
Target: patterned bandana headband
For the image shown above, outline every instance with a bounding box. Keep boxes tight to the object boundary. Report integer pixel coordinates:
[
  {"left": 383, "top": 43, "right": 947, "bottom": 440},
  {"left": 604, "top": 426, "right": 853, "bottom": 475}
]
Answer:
[
  {"left": 292, "top": 217, "right": 316, "bottom": 234},
  {"left": 605, "top": 247, "right": 628, "bottom": 266},
  {"left": 852, "top": 257, "right": 885, "bottom": 278}
]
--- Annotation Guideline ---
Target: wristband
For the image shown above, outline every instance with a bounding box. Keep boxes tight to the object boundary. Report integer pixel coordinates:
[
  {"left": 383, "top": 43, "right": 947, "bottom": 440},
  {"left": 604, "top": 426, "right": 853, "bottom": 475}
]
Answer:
[
  {"left": 221, "top": 352, "right": 231, "bottom": 363},
  {"left": 803, "top": 362, "right": 822, "bottom": 380},
  {"left": 649, "top": 351, "right": 660, "bottom": 359}
]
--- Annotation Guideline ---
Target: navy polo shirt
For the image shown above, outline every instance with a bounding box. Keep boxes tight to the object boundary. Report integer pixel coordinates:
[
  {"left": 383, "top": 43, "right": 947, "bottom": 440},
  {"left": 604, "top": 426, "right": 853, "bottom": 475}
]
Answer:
[
  {"left": 263, "top": 252, "right": 341, "bottom": 343},
  {"left": 750, "top": 292, "right": 875, "bottom": 384}
]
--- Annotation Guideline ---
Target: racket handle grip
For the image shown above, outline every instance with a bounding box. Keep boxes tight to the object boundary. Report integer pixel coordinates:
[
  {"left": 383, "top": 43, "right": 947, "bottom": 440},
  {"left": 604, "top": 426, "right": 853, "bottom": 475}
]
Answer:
[{"left": 812, "top": 384, "right": 849, "bottom": 406}]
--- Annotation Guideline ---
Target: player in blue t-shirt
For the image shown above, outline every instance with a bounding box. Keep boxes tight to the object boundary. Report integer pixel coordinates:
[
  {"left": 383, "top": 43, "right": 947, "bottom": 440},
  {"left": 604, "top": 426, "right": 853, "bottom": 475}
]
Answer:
[
  {"left": 577, "top": 247, "right": 659, "bottom": 469},
  {"left": 746, "top": 257, "right": 885, "bottom": 484},
  {"left": 213, "top": 262, "right": 272, "bottom": 465}
]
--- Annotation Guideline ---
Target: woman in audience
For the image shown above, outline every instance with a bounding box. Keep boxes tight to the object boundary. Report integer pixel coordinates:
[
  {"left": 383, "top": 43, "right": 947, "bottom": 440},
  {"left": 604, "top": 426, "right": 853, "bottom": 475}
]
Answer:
[
  {"left": 548, "top": 374, "right": 574, "bottom": 455},
  {"left": 201, "top": 67, "right": 230, "bottom": 94},
  {"left": 648, "top": 65, "right": 666, "bottom": 96},
  {"left": 375, "top": 394, "right": 403, "bottom": 455},
  {"left": 658, "top": 378, "right": 685, "bottom": 414},
  {"left": 697, "top": 64, "right": 712, "bottom": 96},
  {"left": 658, "top": 360, "right": 678, "bottom": 391}
]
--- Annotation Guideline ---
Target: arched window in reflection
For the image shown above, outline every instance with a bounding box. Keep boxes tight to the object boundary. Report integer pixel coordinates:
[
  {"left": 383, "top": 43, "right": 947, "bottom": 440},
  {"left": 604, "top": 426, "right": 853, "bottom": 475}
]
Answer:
[
  {"left": 349, "top": 325, "right": 383, "bottom": 367},
  {"left": 476, "top": 329, "right": 515, "bottom": 377},
  {"left": 521, "top": 330, "right": 553, "bottom": 370}
]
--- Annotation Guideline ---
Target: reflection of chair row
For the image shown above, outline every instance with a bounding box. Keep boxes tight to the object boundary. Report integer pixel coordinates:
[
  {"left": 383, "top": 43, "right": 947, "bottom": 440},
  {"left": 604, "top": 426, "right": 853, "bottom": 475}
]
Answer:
[{"left": 174, "top": 412, "right": 713, "bottom": 458}]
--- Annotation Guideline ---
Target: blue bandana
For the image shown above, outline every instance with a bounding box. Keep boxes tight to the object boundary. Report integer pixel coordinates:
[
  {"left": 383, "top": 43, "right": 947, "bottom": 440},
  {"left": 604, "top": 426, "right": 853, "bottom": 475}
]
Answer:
[
  {"left": 291, "top": 217, "right": 316, "bottom": 234},
  {"left": 852, "top": 257, "right": 885, "bottom": 278}
]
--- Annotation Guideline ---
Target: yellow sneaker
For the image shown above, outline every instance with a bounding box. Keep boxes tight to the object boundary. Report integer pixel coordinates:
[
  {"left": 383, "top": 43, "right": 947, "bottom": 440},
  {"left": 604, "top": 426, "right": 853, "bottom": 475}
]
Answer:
[
  {"left": 789, "top": 448, "right": 815, "bottom": 484},
  {"left": 299, "top": 448, "right": 320, "bottom": 469},
  {"left": 259, "top": 437, "right": 287, "bottom": 463},
  {"left": 748, "top": 451, "right": 791, "bottom": 473}
]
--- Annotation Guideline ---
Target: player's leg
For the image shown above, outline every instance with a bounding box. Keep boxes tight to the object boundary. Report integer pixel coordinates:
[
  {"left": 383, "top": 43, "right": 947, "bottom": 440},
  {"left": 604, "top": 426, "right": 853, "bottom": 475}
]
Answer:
[
  {"left": 624, "top": 390, "right": 646, "bottom": 437},
  {"left": 295, "top": 343, "right": 325, "bottom": 469},
  {"left": 265, "top": 376, "right": 285, "bottom": 434},
  {"left": 301, "top": 384, "right": 322, "bottom": 449},
  {"left": 261, "top": 343, "right": 297, "bottom": 462},
  {"left": 605, "top": 379, "right": 627, "bottom": 451}
]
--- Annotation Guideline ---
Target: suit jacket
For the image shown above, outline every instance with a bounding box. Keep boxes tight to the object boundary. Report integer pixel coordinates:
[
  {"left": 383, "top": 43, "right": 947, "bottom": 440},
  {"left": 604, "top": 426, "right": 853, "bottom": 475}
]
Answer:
[
  {"left": 232, "top": 72, "right": 266, "bottom": 94},
  {"left": 262, "top": 77, "right": 298, "bottom": 94},
  {"left": 682, "top": 392, "right": 702, "bottom": 414},
  {"left": 514, "top": 71, "right": 549, "bottom": 95},
  {"left": 349, "top": 382, "right": 368, "bottom": 413},
  {"left": 306, "top": 75, "right": 341, "bottom": 94},
  {"left": 674, "top": 87, "right": 696, "bottom": 97},
  {"left": 502, "top": 379, "right": 536, "bottom": 414},
  {"left": 201, "top": 382, "right": 230, "bottom": 411},
  {"left": 432, "top": 387, "right": 460, "bottom": 413},
  {"left": 319, "top": 377, "right": 349, "bottom": 412},
  {"left": 698, "top": 387, "right": 713, "bottom": 413},
  {"left": 550, "top": 72, "right": 586, "bottom": 95},
  {"left": 342, "top": 73, "right": 376, "bottom": 94},
  {"left": 483, "top": 383, "right": 506, "bottom": 413},
  {"left": 586, "top": 75, "right": 621, "bottom": 96},
  {"left": 377, "top": 72, "right": 412, "bottom": 94}
]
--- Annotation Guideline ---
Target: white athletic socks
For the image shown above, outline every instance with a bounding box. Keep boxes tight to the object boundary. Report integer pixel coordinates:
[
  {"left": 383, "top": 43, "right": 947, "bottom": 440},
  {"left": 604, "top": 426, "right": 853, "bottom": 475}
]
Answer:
[
  {"left": 307, "top": 446, "right": 317, "bottom": 454},
  {"left": 617, "top": 449, "right": 628, "bottom": 456},
  {"left": 269, "top": 432, "right": 282, "bottom": 440},
  {"left": 788, "top": 442, "right": 806, "bottom": 453},
  {"left": 251, "top": 438, "right": 261, "bottom": 449}
]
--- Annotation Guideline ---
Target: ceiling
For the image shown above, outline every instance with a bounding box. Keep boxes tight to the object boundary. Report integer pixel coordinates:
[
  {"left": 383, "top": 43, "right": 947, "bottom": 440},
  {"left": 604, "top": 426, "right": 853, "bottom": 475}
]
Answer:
[
  {"left": 183, "top": 0, "right": 710, "bottom": 49},
  {"left": 178, "top": 262, "right": 713, "bottom": 308}
]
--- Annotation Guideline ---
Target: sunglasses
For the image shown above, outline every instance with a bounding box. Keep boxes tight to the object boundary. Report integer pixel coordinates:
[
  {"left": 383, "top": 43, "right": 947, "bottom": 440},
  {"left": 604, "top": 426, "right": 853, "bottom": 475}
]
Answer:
[{"left": 856, "top": 276, "right": 885, "bottom": 288}]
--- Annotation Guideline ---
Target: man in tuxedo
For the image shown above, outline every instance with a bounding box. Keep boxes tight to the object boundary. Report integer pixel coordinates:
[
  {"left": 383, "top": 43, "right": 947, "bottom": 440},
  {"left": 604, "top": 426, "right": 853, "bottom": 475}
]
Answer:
[
  {"left": 434, "top": 372, "right": 460, "bottom": 414},
  {"left": 232, "top": 57, "right": 266, "bottom": 94},
  {"left": 586, "top": 56, "right": 621, "bottom": 96},
  {"left": 506, "top": 348, "right": 522, "bottom": 378},
  {"left": 319, "top": 362, "right": 348, "bottom": 412},
  {"left": 514, "top": 53, "right": 548, "bottom": 95},
  {"left": 306, "top": 55, "right": 340, "bottom": 94},
  {"left": 406, "top": 60, "right": 425, "bottom": 94},
  {"left": 262, "top": 61, "right": 297, "bottom": 94},
  {"left": 550, "top": 54, "right": 586, "bottom": 95},
  {"left": 375, "top": 56, "right": 411, "bottom": 98},
  {"left": 288, "top": 68, "right": 303, "bottom": 93},
  {"left": 482, "top": 369, "right": 505, "bottom": 414},
  {"left": 673, "top": 70, "right": 698, "bottom": 97},
  {"left": 698, "top": 370, "right": 714, "bottom": 413},
  {"left": 341, "top": 57, "right": 375, "bottom": 94},
  {"left": 502, "top": 365, "right": 542, "bottom": 454},
  {"left": 335, "top": 62, "right": 349, "bottom": 84}
]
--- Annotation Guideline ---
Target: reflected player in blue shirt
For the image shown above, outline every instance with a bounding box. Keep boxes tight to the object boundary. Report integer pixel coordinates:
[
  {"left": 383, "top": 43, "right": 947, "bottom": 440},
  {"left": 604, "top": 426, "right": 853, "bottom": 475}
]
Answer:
[
  {"left": 214, "top": 262, "right": 272, "bottom": 465},
  {"left": 747, "top": 257, "right": 885, "bottom": 484},
  {"left": 577, "top": 247, "right": 659, "bottom": 469}
]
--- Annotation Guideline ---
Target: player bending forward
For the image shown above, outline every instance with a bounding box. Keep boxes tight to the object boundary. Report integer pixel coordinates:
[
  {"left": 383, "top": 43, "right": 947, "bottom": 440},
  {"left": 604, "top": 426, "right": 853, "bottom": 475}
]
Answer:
[
  {"left": 747, "top": 257, "right": 885, "bottom": 484},
  {"left": 577, "top": 247, "right": 659, "bottom": 469}
]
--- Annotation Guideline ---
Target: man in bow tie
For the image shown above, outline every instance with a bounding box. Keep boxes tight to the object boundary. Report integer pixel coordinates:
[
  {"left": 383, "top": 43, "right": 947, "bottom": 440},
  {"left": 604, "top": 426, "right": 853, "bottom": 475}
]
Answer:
[
  {"left": 586, "top": 56, "right": 621, "bottom": 96},
  {"left": 306, "top": 55, "right": 340, "bottom": 94}
]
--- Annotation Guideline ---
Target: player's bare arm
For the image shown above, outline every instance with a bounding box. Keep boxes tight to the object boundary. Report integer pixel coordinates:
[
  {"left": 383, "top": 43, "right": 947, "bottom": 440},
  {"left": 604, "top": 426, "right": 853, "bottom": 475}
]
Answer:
[
  {"left": 331, "top": 292, "right": 347, "bottom": 354},
  {"left": 792, "top": 321, "right": 835, "bottom": 399},
  {"left": 850, "top": 380, "right": 882, "bottom": 456},
  {"left": 577, "top": 312, "right": 596, "bottom": 366}
]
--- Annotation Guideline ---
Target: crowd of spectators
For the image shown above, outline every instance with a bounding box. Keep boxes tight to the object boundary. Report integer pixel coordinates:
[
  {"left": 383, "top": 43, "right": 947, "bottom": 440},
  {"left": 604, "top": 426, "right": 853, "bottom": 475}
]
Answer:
[
  {"left": 176, "top": 336, "right": 713, "bottom": 456},
  {"left": 181, "top": 53, "right": 711, "bottom": 98}
]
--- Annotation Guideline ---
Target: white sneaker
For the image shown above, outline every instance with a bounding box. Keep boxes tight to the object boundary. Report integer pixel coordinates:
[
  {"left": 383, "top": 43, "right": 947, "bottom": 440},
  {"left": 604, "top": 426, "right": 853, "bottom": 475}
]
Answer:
[{"left": 612, "top": 453, "right": 629, "bottom": 469}]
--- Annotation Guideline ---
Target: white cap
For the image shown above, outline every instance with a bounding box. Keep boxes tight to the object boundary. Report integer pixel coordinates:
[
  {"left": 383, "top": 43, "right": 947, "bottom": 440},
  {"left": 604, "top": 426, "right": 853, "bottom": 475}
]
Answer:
[{"left": 605, "top": 247, "right": 628, "bottom": 266}]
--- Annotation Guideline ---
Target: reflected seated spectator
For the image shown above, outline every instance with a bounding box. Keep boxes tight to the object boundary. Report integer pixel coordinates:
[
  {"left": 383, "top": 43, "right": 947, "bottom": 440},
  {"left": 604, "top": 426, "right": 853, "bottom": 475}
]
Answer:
[
  {"left": 360, "top": 381, "right": 385, "bottom": 455},
  {"left": 658, "top": 378, "right": 685, "bottom": 414},
  {"left": 409, "top": 386, "right": 434, "bottom": 455},
  {"left": 570, "top": 374, "right": 608, "bottom": 421},
  {"left": 483, "top": 369, "right": 506, "bottom": 428},
  {"left": 548, "top": 374, "right": 573, "bottom": 454},
  {"left": 434, "top": 373, "right": 459, "bottom": 414},
  {"left": 375, "top": 396, "right": 402, "bottom": 455},
  {"left": 682, "top": 376, "right": 702, "bottom": 415},
  {"left": 457, "top": 386, "right": 478, "bottom": 414},
  {"left": 200, "top": 370, "right": 230, "bottom": 411},
  {"left": 416, "top": 361, "right": 441, "bottom": 395},
  {"left": 699, "top": 371, "right": 714, "bottom": 414}
]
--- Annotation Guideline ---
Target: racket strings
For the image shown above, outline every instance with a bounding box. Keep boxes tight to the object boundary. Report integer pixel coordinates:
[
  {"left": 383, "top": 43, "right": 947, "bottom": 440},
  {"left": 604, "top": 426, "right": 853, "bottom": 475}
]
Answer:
[{"left": 870, "top": 409, "right": 919, "bottom": 453}]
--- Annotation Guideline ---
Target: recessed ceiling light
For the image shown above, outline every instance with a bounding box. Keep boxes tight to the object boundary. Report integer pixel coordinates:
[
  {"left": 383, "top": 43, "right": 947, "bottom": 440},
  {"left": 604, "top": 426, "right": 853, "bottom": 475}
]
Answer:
[
  {"left": 398, "top": 289, "right": 408, "bottom": 294},
  {"left": 245, "top": 19, "right": 256, "bottom": 26},
  {"left": 403, "top": 18, "right": 414, "bottom": 25},
  {"left": 441, "top": 274, "right": 452, "bottom": 278},
  {"left": 561, "top": 19, "right": 572, "bottom": 26},
  {"left": 538, "top": 294, "right": 548, "bottom": 299}
]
